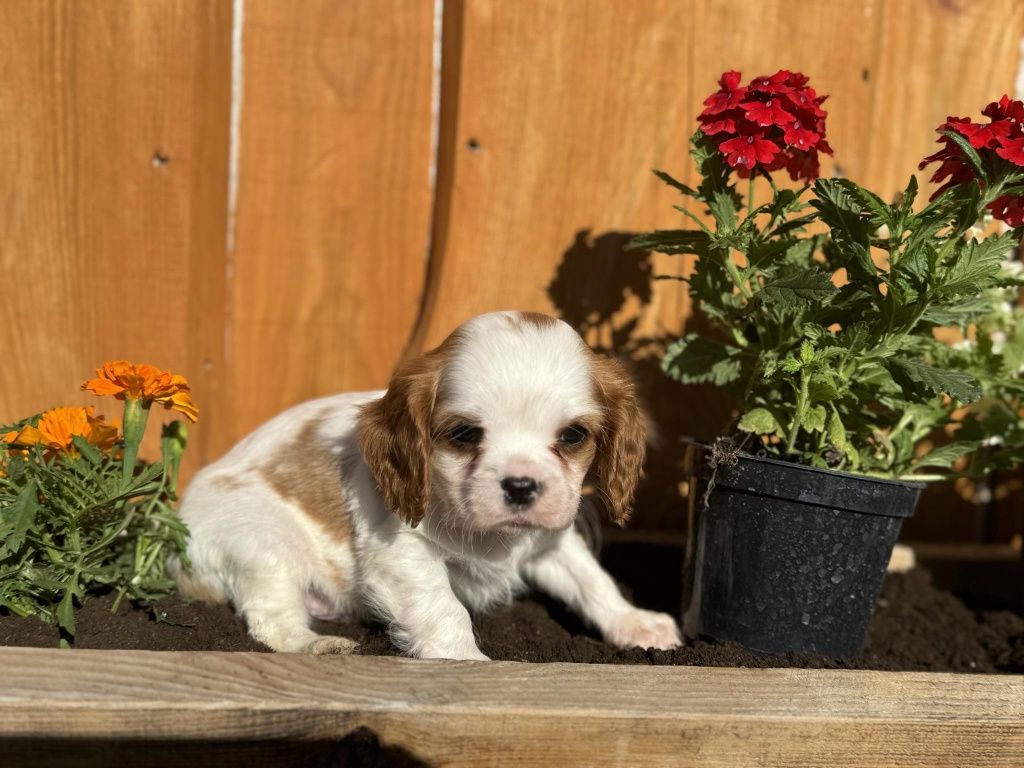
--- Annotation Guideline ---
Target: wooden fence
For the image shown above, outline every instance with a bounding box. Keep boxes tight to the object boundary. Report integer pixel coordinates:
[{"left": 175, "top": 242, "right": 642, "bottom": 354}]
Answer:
[{"left": 2, "top": 0, "right": 1023, "bottom": 536}]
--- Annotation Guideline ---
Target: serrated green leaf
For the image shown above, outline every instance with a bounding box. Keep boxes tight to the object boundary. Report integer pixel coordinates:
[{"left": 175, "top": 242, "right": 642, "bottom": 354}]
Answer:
[
  {"left": 939, "top": 131, "right": 987, "bottom": 182},
  {"left": 913, "top": 441, "right": 976, "bottom": 471},
  {"left": 780, "top": 357, "right": 802, "bottom": 373},
  {"left": 2, "top": 480, "right": 40, "bottom": 554},
  {"left": 652, "top": 169, "right": 696, "bottom": 197},
  {"left": 800, "top": 341, "right": 814, "bottom": 364},
  {"left": 738, "top": 407, "right": 781, "bottom": 435},
  {"left": 938, "top": 232, "right": 1016, "bottom": 297},
  {"left": 887, "top": 358, "right": 982, "bottom": 403},
  {"left": 845, "top": 181, "right": 895, "bottom": 233},
  {"left": 628, "top": 229, "right": 711, "bottom": 254},
  {"left": 71, "top": 435, "right": 104, "bottom": 466},
  {"left": 802, "top": 404, "right": 827, "bottom": 432},
  {"left": 760, "top": 269, "right": 838, "bottom": 308},
  {"left": 661, "top": 334, "right": 742, "bottom": 385},
  {"left": 709, "top": 190, "right": 738, "bottom": 231}
]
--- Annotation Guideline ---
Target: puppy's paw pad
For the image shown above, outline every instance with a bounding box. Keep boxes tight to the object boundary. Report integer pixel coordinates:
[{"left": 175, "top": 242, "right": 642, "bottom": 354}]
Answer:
[
  {"left": 606, "top": 609, "right": 682, "bottom": 651},
  {"left": 306, "top": 636, "right": 358, "bottom": 655}
]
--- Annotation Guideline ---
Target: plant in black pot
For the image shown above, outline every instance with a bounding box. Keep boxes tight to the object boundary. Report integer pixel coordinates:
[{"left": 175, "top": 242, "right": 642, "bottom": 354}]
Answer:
[{"left": 632, "top": 70, "right": 1024, "bottom": 657}]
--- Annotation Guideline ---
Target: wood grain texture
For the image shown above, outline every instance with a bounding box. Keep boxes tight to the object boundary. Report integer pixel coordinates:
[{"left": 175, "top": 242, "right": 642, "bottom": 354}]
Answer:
[
  {"left": 0, "top": 1, "right": 232, "bottom": 475},
  {"left": 0, "top": 649, "right": 1020, "bottom": 767},
  {"left": 221, "top": 0, "right": 435, "bottom": 462}
]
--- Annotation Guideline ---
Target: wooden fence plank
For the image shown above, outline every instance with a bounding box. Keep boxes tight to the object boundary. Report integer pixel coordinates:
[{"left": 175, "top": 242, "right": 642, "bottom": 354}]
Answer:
[
  {"left": 221, "top": 0, "right": 436, "bottom": 462},
  {"left": 0, "top": 1, "right": 232, "bottom": 475},
  {"left": 0, "top": 649, "right": 1020, "bottom": 767}
]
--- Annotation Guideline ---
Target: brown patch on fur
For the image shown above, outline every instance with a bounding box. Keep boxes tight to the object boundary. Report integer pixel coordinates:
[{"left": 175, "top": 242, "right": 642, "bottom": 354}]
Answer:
[
  {"left": 589, "top": 353, "right": 647, "bottom": 525},
  {"left": 210, "top": 475, "right": 246, "bottom": 492},
  {"left": 517, "top": 310, "right": 559, "bottom": 329},
  {"left": 261, "top": 420, "right": 351, "bottom": 543},
  {"left": 357, "top": 329, "right": 463, "bottom": 527}
]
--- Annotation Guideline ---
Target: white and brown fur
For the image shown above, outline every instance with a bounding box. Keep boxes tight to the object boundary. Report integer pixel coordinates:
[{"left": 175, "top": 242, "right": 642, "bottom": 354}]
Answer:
[{"left": 172, "top": 311, "right": 681, "bottom": 659}]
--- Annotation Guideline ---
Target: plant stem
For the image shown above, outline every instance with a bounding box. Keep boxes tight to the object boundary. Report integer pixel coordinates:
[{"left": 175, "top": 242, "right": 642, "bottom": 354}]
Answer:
[
  {"left": 786, "top": 372, "right": 810, "bottom": 454},
  {"left": 120, "top": 398, "right": 150, "bottom": 488},
  {"left": 748, "top": 170, "right": 756, "bottom": 214},
  {"left": 723, "top": 252, "right": 752, "bottom": 299}
]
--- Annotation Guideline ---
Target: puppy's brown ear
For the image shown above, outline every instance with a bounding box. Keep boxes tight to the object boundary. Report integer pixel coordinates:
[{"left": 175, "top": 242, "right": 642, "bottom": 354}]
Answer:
[
  {"left": 590, "top": 354, "right": 647, "bottom": 526},
  {"left": 357, "top": 352, "right": 443, "bottom": 527}
]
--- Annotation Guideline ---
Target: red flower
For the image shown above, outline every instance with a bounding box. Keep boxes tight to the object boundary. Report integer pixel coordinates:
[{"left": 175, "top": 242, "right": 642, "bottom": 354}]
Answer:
[
  {"left": 720, "top": 132, "right": 781, "bottom": 169},
  {"left": 989, "top": 195, "right": 1024, "bottom": 227},
  {"left": 783, "top": 121, "right": 820, "bottom": 150},
  {"left": 996, "top": 136, "right": 1024, "bottom": 166},
  {"left": 702, "top": 70, "right": 747, "bottom": 115},
  {"left": 951, "top": 117, "right": 1012, "bottom": 150},
  {"left": 697, "top": 69, "right": 831, "bottom": 182},
  {"left": 919, "top": 95, "right": 1024, "bottom": 228},
  {"left": 741, "top": 98, "right": 796, "bottom": 127}
]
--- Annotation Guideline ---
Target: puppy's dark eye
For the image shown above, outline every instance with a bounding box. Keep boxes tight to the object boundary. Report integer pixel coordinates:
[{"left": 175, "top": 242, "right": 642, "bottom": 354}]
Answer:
[
  {"left": 559, "top": 425, "right": 588, "bottom": 445},
  {"left": 449, "top": 423, "right": 483, "bottom": 446}
]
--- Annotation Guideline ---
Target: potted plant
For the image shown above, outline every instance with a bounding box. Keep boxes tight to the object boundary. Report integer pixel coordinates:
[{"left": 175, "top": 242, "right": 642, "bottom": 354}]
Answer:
[{"left": 631, "top": 70, "right": 1024, "bottom": 657}]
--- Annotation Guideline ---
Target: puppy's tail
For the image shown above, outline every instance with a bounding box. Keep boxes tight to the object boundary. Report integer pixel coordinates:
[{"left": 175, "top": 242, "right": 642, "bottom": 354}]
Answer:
[{"left": 168, "top": 555, "right": 229, "bottom": 605}]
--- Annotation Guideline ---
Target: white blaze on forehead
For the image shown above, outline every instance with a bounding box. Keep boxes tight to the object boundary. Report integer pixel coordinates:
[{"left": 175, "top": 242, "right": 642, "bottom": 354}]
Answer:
[{"left": 437, "top": 312, "right": 598, "bottom": 422}]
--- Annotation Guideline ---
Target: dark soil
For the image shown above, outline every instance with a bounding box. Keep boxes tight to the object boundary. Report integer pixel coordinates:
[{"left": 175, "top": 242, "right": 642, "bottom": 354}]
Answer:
[{"left": 1, "top": 543, "right": 1021, "bottom": 673}]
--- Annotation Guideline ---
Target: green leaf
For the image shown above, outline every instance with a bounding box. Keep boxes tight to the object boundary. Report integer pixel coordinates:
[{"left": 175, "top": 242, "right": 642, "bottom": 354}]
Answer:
[
  {"left": 661, "top": 334, "right": 742, "bottom": 385},
  {"left": 802, "top": 404, "right": 827, "bottom": 432},
  {"left": 887, "top": 358, "right": 982, "bottom": 403},
  {"left": 738, "top": 407, "right": 781, "bottom": 435},
  {"left": 827, "top": 409, "right": 847, "bottom": 450},
  {"left": 71, "top": 435, "right": 104, "bottom": 466},
  {"left": 800, "top": 341, "right": 814, "bottom": 365},
  {"left": 56, "top": 588, "right": 76, "bottom": 635},
  {"left": 846, "top": 182, "right": 895, "bottom": 233},
  {"left": 938, "top": 232, "right": 1016, "bottom": 297},
  {"left": 811, "top": 179, "right": 876, "bottom": 282},
  {"left": 628, "top": 229, "right": 710, "bottom": 254},
  {"left": 2, "top": 480, "right": 40, "bottom": 554},
  {"left": 760, "top": 269, "right": 838, "bottom": 308},
  {"left": 709, "top": 190, "right": 738, "bottom": 231},
  {"left": 939, "top": 131, "right": 987, "bottom": 182},
  {"left": 913, "top": 441, "right": 976, "bottom": 471},
  {"left": 652, "top": 169, "right": 696, "bottom": 197}
]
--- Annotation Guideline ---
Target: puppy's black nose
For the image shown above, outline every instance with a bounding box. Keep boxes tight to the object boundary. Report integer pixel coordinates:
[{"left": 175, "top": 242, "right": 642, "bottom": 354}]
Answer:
[{"left": 501, "top": 476, "right": 540, "bottom": 508}]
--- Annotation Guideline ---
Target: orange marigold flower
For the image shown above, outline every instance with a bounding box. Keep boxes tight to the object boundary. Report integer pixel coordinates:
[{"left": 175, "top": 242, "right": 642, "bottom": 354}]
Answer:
[
  {"left": 2, "top": 406, "right": 120, "bottom": 455},
  {"left": 82, "top": 361, "right": 198, "bottom": 422}
]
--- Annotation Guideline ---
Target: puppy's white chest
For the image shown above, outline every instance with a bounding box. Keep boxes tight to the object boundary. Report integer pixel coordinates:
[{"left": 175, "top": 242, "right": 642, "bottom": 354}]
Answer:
[{"left": 445, "top": 552, "right": 529, "bottom": 613}]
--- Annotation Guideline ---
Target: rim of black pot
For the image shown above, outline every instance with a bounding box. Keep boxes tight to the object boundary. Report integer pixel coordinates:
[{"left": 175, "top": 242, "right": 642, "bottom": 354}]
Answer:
[{"left": 680, "top": 436, "right": 927, "bottom": 489}]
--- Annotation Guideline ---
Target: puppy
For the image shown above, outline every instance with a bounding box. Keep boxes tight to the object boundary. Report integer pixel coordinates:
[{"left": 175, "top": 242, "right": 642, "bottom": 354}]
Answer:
[{"left": 172, "top": 311, "right": 681, "bottom": 659}]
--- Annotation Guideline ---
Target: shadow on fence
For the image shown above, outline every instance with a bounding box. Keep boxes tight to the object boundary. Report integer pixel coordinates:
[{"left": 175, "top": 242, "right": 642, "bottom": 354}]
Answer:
[{"left": 547, "top": 229, "right": 732, "bottom": 529}]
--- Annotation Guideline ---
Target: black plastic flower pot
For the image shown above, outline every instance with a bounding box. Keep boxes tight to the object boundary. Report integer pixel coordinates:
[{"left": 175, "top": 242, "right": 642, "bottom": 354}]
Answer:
[{"left": 680, "top": 440, "right": 922, "bottom": 658}]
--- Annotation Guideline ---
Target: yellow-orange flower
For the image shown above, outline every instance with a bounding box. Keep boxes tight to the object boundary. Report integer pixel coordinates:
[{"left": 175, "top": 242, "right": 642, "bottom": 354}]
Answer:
[
  {"left": 2, "top": 406, "right": 120, "bottom": 456},
  {"left": 82, "top": 361, "right": 198, "bottom": 422}
]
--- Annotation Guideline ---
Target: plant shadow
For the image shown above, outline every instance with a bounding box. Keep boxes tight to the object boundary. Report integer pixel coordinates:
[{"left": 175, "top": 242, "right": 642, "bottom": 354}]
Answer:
[{"left": 547, "top": 229, "right": 732, "bottom": 529}]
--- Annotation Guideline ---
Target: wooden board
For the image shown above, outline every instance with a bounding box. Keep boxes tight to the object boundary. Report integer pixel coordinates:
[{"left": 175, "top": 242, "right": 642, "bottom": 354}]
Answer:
[
  {"left": 0, "top": 1, "right": 233, "bottom": 475},
  {"left": 221, "top": 0, "right": 436, "bottom": 462},
  {"left": 0, "top": 649, "right": 1020, "bottom": 767}
]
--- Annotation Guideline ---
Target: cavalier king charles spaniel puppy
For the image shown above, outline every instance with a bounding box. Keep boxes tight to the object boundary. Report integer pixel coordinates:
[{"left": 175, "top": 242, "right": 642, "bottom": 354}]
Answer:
[{"left": 172, "top": 311, "right": 681, "bottom": 659}]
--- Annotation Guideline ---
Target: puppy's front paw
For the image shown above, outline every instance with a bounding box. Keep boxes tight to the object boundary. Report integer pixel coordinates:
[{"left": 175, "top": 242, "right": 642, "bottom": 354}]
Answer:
[
  {"left": 305, "top": 635, "right": 359, "bottom": 655},
  {"left": 605, "top": 609, "right": 682, "bottom": 651}
]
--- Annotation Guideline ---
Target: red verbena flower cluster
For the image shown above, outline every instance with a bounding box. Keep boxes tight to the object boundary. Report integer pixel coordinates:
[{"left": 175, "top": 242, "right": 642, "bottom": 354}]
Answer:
[
  {"left": 698, "top": 69, "right": 832, "bottom": 182},
  {"left": 920, "top": 95, "right": 1024, "bottom": 227}
]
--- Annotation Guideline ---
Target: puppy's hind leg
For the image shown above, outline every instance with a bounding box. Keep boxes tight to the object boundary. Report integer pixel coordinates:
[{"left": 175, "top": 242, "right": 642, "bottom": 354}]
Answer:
[{"left": 235, "top": 572, "right": 357, "bottom": 655}]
